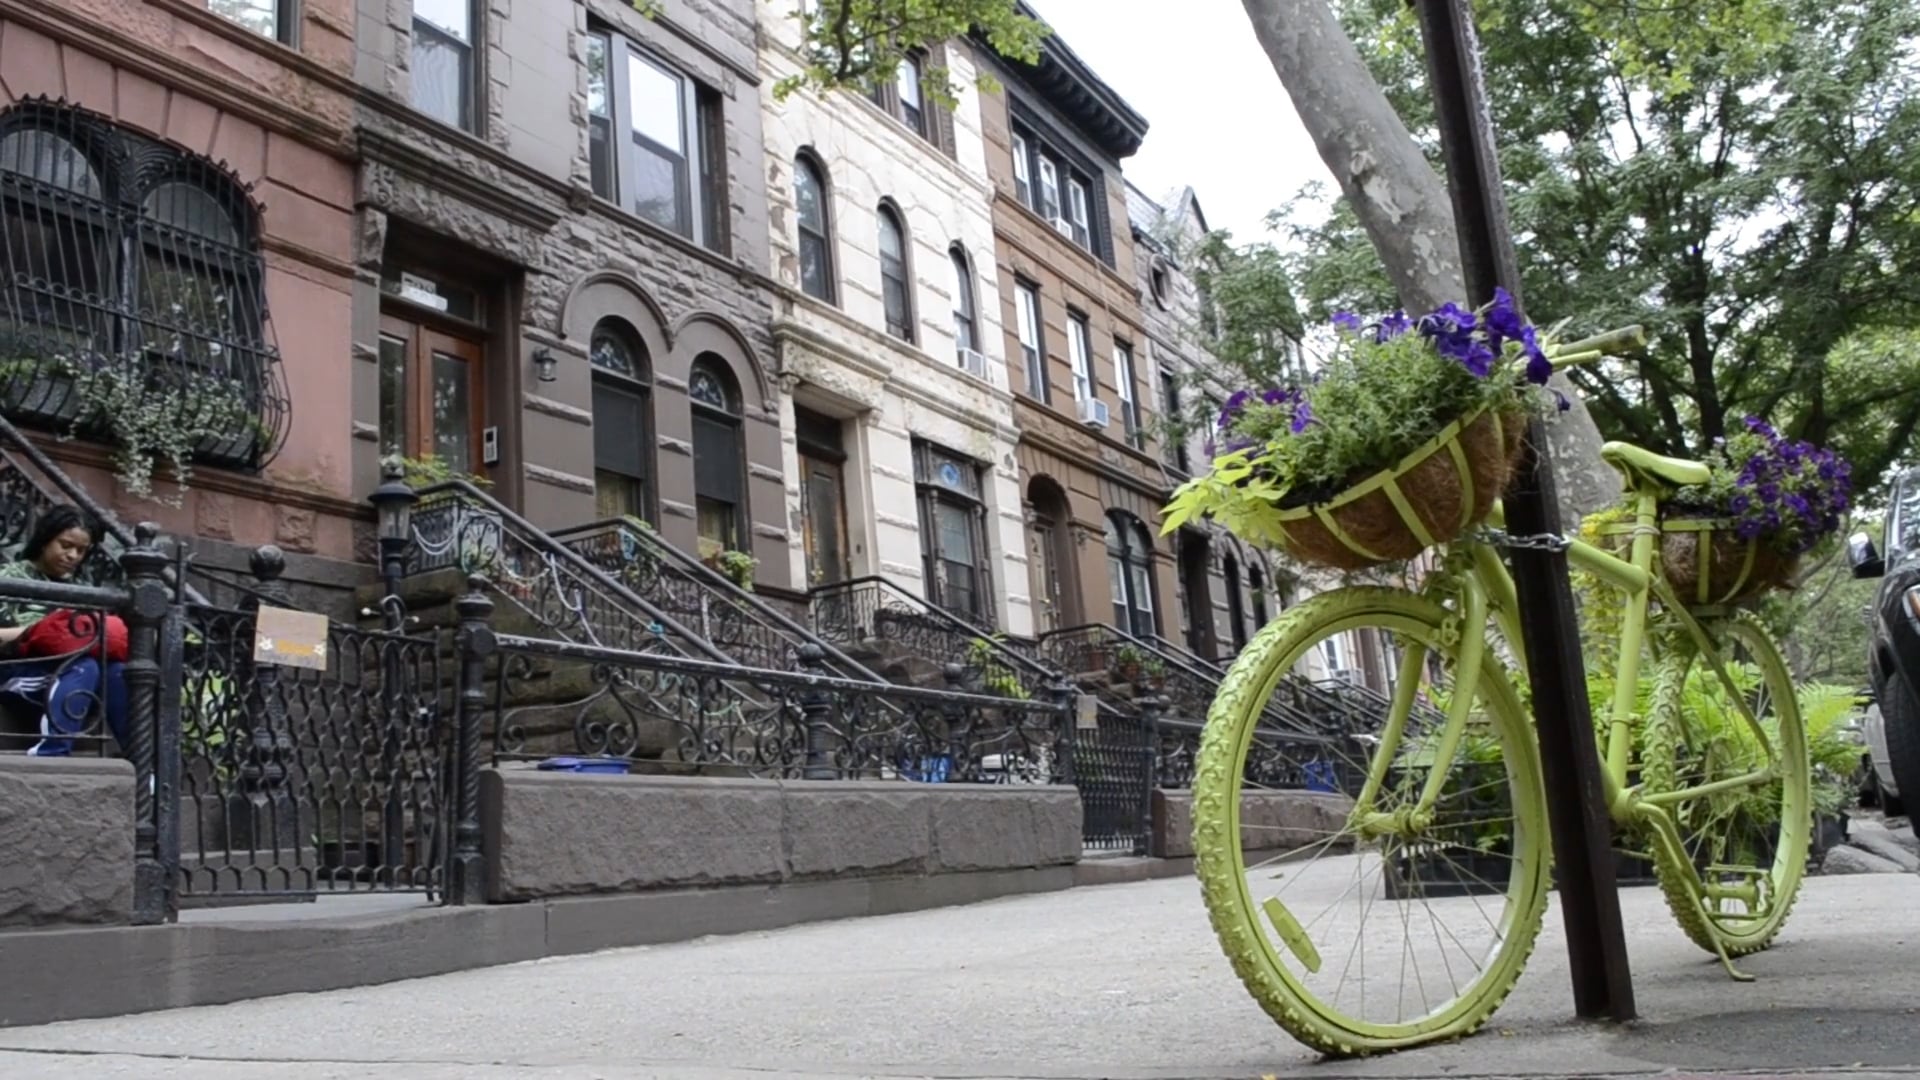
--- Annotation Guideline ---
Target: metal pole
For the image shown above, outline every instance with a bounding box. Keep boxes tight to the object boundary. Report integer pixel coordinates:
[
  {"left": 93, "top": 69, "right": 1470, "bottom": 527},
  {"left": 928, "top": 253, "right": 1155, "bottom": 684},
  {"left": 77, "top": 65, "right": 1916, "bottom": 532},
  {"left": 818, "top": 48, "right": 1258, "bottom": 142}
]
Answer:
[
  {"left": 449, "top": 574, "right": 494, "bottom": 905},
  {"left": 1411, "top": 0, "right": 1636, "bottom": 1022}
]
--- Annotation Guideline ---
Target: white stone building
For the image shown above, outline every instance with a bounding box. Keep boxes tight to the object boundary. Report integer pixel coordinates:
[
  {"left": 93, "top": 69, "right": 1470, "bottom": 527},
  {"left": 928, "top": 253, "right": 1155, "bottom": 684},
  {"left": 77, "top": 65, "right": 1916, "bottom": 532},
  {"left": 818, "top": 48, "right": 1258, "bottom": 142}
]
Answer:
[{"left": 756, "top": 4, "right": 1029, "bottom": 632}]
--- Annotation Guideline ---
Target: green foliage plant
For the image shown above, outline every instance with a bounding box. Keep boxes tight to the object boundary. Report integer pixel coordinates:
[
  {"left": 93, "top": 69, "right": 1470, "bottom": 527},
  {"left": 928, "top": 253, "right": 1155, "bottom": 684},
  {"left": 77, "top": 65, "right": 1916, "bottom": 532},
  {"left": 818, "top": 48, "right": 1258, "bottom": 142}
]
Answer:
[{"left": 1162, "top": 292, "right": 1561, "bottom": 548}]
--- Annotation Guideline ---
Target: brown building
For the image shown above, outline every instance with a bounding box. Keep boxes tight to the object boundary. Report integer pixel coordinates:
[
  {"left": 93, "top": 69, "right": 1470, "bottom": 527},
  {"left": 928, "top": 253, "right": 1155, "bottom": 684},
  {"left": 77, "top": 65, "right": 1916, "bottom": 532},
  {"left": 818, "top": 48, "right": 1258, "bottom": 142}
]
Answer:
[
  {"left": 0, "top": 0, "right": 361, "bottom": 590},
  {"left": 972, "top": 19, "right": 1173, "bottom": 643}
]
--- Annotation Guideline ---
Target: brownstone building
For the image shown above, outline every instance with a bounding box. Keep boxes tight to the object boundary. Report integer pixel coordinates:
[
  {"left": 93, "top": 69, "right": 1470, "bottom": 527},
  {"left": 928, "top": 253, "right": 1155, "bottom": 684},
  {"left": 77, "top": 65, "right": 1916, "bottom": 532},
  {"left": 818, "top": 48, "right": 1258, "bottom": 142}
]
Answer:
[
  {"left": 972, "top": 19, "right": 1173, "bottom": 643},
  {"left": 0, "top": 0, "right": 361, "bottom": 589}
]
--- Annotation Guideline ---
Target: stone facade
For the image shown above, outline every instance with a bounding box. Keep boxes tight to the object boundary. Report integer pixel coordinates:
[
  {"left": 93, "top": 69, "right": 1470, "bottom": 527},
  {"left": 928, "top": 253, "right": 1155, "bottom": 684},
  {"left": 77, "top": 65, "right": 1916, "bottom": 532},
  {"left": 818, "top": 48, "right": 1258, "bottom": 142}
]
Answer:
[
  {"left": 0, "top": 756, "right": 133, "bottom": 927},
  {"left": 972, "top": 28, "right": 1174, "bottom": 643},
  {"left": 0, "top": 0, "right": 361, "bottom": 561},
  {"left": 480, "top": 769, "right": 1082, "bottom": 902},
  {"left": 756, "top": 7, "right": 1026, "bottom": 624},
  {"left": 348, "top": 0, "right": 793, "bottom": 586},
  {"left": 1123, "top": 184, "right": 1292, "bottom": 662}
]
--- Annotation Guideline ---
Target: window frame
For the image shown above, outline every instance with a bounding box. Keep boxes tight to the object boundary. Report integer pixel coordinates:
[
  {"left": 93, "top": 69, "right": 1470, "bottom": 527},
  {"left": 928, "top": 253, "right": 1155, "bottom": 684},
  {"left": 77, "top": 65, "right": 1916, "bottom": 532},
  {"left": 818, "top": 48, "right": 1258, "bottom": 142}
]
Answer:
[
  {"left": 1010, "top": 132, "right": 1032, "bottom": 204},
  {"left": 950, "top": 244, "right": 978, "bottom": 356},
  {"left": 877, "top": 202, "right": 914, "bottom": 342},
  {"left": 210, "top": 0, "right": 299, "bottom": 45},
  {"left": 1106, "top": 511, "right": 1158, "bottom": 639},
  {"left": 588, "top": 318, "right": 657, "bottom": 524},
  {"left": 1113, "top": 338, "right": 1139, "bottom": 447},
  {"left": 410, "top": 0, "right": 477, "bottom": 133},
  {"left": 866, "top": 50, "right": 934, "bottom": 143},
  {"left": 689, "top": 355, "right": 748, "bottom": 557},
  {"left": 1158, "top": 364, "right": 1188, "bottom": 473},
  {"left": 914, "top": 440, "right": 993, "bottom": 626},
  {"left": 586, "top": 27, "right": 727, "bottom": 253},
  {"left": 794, "top": 152, "right": 836, "bottom": 304},
  {"left": 1014, "top": 278, "right": 1047, "bottom": 404},
  {"left": 0, "top": 101, "right": 286, "bottom": 469},
  {"left": 1008, "top": 116, "right": 1107, "bottom": 261},
  {"left": 1066, "top": 310, "right": 1093, "bottom": 404}
]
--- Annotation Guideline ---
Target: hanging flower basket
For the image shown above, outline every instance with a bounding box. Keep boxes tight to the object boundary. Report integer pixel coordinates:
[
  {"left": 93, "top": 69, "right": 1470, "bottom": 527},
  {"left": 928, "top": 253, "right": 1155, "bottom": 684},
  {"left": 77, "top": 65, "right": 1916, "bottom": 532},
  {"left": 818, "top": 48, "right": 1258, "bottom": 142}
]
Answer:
[
  {"left": 1268, "top": 407, "right": 1528, "bottom": 571},
  {"left": 1653, "top": 519, "right": 1800, "bottom": 606},
  {"left": 1164, "top": 291, "right": 1571, "bottom": 573}
]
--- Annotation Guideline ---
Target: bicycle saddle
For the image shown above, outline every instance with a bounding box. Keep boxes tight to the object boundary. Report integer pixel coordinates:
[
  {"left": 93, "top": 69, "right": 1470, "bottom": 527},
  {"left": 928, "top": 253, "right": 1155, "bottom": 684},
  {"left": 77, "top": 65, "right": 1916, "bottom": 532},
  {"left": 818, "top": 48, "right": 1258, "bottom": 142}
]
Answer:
[{"left": 1599, "top": 441, "right": 1711, "bottom": 489}]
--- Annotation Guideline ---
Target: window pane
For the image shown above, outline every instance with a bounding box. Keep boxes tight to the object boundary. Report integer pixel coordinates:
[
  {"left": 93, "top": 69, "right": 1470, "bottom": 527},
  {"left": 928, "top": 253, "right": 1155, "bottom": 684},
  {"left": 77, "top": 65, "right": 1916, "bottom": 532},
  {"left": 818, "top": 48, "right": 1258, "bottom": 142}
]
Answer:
[
  {"left": 896, "top": 58, "right": 924, "bottom": 134},
  {"left": 883, "top": 273, "right": 910, "bottom": 339},
  {"left": 596, "top": 470, "right": 642, "bottom": 521},
  {"left": 631, "top": 140, "right": 686, "bottom": 234},
  {"left": 1010, "top": 133, "right": 1031, "bottom": 204},
  {"left": 592, "top": 381, "right": 647, "bottom": 477},
  {"left": 1068, "top": 316, "right": 1091, "bottom": 400},
  {"left": 209, "top": 0, "right": 278, "bottom": 40},
  {"left": 800, "top": 234, "right": 831, "bottom": 301},
  {"left": 411, "top": 24, "right": 471, "bottom": 129},
  {"left": 415, "top": 0, "right": 470, "bottom": 39},
  {"left": 589, "top": 116, "right": 613, "bottom": 201},
  {"left": 586, "top": 35, "right": 610, "bottom": 118},
  {"left": 693, "top": 413, "right": 742, "bottom": 503},
  {"left": 143, "top": 182, "right": 241, "bottom": 245},
  {"left": 935, "top": 501, "right": 976, "bottom": 567},
  {"left": 627, "top": 54, "right": 684, "bottom": 153},
  {"left": 430, "top": 349, "right": 472, "bottom": 473},
  {"left": 378, "top": 335, "right": 408, "bottom": 459},
  {"left": 1037, "top": 158, "right": 1059, "bottom": 220},
  {"left": 0, "top": 130, "right": 102, "bottom": 197},
  {"left": 696, "top": 496, "right": 735, "bottom": 557},
  {"left": 794, "top": 161, "right": 825, "bottom": 231},
  {"left": 951, "top": 250, "right": 975, "bottom": 352},
  {"left": 878, "top": 212, "right": 903, "bottom": 260}
]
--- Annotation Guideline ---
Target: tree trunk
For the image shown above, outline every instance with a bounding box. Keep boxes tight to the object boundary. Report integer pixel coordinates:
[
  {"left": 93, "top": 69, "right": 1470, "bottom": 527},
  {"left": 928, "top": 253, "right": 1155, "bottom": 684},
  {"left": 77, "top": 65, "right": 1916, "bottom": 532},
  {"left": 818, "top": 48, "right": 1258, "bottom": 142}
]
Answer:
[{"left": 1237, "top": 0, "right": 1619, "bottom": 521}]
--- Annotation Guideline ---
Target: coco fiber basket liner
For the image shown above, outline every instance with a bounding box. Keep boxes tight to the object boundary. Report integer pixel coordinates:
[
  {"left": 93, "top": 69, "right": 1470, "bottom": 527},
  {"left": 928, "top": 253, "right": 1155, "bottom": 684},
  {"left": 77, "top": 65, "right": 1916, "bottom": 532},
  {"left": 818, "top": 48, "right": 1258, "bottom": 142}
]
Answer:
[
  {"left": 1654, "top": 520, "right": 1800, "bottom": 606},
  {"left": 1272, "top": 407, "right": 1528, "bottom": 571}
]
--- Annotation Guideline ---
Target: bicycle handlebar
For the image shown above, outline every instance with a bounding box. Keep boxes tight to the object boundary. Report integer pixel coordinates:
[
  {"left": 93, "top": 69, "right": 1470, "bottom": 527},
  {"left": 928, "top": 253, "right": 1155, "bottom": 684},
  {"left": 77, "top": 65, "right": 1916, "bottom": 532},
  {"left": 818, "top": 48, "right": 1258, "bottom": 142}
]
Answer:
[{"left": 1548, "top": 324, "right": 1646, "bottom": 370}]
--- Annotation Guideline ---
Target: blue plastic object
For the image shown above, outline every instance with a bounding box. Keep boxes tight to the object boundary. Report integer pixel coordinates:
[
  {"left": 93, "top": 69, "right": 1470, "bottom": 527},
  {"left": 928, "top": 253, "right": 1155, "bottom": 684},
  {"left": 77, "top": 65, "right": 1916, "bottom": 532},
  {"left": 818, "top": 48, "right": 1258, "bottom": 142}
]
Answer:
[
  {"left": 1302, "top": 758, "right": 1338, "bottom": 793},
  {"left": 536, "top": 756, "right": 630, "bottom": 774}
]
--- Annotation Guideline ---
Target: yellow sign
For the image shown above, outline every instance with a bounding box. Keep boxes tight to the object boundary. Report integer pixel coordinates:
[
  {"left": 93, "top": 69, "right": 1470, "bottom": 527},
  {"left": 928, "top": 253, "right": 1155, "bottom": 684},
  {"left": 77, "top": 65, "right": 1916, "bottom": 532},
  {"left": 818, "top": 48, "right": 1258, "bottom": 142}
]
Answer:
[{"left": 253, "top": 606, "right": 331, "bottom": 671}]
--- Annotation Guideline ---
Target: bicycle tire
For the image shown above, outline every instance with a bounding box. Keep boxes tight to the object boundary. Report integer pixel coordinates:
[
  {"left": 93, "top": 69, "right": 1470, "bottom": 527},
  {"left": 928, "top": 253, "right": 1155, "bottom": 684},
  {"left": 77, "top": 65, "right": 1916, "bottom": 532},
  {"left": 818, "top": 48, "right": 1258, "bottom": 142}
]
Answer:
[
  {"left": 1192, "top": 586, "right": 1552, "bottom": 1057},
  {"left": 1641, "top": 610, "right": 1809, "bottom": 957}
]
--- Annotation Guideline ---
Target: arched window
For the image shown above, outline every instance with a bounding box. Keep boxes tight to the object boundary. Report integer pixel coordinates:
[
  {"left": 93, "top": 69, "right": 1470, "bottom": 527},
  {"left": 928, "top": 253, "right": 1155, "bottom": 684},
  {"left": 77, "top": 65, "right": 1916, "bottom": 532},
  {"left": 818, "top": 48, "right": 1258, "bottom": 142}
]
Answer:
[
  {"left": 950, "top": 243, "right": 978, "bottom": 356},
  {"left": 0, "top": 101, "right": 284, "bottom": 466},
  {"left": 1249, "top": 563, "right": 1270, "bottom": 629},
  {"left": 794, "top": 154, "right": 834, "bottom": 303},
  {"left": 689, "top": 354, "right": 747, "bottom": 557},
  {"left": 1106, "top": 512, "right": 1158, "bottom": 638},
  {"left": 877, "top": 203, "right": 912, "bottom": 341},
  {"left": 590, "top": 319, "right": 655, "bottom": 522},
  {"left": 1222, "top": 550, "right": 1247, "bottom": 653}
]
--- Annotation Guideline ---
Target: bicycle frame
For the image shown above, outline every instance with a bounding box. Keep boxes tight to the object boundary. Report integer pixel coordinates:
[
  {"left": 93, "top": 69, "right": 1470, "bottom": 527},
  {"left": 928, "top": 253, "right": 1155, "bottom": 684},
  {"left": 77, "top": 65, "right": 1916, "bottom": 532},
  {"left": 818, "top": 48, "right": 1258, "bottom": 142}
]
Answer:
[{"left": 1353, "top": 466, "right": 1782, "bottom": 841}]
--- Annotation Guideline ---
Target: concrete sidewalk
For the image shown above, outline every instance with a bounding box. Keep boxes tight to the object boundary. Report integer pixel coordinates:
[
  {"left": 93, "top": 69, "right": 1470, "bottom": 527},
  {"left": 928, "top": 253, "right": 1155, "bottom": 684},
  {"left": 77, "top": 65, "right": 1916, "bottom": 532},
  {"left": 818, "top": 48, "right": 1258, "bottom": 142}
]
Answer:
[{"left": 1, "top": 874, "right": 1917, "bottom": 1079}]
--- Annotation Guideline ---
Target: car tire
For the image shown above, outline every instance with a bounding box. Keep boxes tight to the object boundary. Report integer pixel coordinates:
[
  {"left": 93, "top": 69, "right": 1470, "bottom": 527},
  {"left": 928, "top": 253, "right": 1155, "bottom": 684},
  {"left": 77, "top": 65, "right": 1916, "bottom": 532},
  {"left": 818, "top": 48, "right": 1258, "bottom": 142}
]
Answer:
[{"left": 1885, "top": 672, "right": 1920, "bottom": 822}]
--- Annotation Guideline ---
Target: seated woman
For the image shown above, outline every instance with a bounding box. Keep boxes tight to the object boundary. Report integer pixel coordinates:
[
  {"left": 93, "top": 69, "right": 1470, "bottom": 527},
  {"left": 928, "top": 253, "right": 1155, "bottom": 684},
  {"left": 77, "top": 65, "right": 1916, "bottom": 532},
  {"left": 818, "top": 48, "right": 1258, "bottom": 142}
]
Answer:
[{"left": 0, "top": 505, "right": 129, "bottom": 756}]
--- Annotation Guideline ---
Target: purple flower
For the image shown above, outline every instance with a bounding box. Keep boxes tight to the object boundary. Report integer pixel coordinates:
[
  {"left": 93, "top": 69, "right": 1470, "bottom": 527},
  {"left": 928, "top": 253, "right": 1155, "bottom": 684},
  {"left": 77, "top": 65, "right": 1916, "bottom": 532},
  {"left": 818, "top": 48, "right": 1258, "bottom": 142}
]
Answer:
[
  {"left": 1290, "top": 399, "right": 1315, "bottom": 433},
  {"left": 1520, "top": 326, "right": 1552, "bottom": 386},
  {"left": 1261, "top": 388, "right": 1290, "bottom": 406},
  {"left": 1552, "top": 389, "right": 1572, "bottom": 413},
  {"left": 1419, "top": 303, "right": 1477, "bottom": 339},
  {"left": 1376, "top": 310, "right": 1413, "bottom": 342},
  {"left": 1331, "top": 311, "right": 1364, "bottom": 333},
  {"left": 1743, "top": 415, "right": 1778, "bottom": 439},
  {"left": 1484, "top": 287, "right": 1527, "bottom": 344},
  {"left": 1434, "top": 333, "right": 1496, "bottom": 377}
]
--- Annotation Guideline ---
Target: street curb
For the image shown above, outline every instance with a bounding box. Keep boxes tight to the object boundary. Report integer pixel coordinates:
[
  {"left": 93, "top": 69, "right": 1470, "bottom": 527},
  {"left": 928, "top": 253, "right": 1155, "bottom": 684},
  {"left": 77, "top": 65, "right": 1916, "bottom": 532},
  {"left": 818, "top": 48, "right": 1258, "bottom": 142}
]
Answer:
[{"left": 0, "top": 864, "right": 1077, "bottom": 1029}]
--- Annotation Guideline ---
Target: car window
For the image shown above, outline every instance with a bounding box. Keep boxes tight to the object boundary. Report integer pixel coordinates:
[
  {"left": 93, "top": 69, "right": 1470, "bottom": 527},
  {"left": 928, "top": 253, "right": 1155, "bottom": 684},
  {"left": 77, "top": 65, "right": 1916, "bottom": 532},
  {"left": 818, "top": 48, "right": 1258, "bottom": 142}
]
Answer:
[{"left": 1894, "top": 471, "right": 1920, "bottom": 555}]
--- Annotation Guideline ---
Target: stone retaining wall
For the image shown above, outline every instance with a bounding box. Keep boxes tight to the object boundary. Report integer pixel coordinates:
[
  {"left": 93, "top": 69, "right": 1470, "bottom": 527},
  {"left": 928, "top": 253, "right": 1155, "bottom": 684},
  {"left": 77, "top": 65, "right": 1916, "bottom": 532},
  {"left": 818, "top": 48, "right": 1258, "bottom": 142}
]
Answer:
[
  {"left": 480, "top": 769, "right": 1083, "bottom": 903},
  {"left": 0, "top": 756, "right": 133, "bottom": 927},
  {"left": 1150, "top": 788, "right": 1355, "bottom": 860}
]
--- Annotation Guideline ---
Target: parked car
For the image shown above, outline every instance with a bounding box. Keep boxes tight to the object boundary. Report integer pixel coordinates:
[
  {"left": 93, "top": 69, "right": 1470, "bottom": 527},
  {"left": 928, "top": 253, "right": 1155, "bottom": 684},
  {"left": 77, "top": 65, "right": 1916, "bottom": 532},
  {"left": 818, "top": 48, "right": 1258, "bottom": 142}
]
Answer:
[{"left": 1849, "top": 464, "right": 1920, "bottom": 818}]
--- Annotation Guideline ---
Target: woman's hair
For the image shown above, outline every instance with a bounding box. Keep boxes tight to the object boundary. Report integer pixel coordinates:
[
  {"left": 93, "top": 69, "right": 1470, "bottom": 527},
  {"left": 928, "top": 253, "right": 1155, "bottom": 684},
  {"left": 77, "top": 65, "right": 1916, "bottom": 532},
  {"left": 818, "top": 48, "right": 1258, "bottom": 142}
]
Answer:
[{"left": 21, "top": 504, "right": 104, "bottom": 564}]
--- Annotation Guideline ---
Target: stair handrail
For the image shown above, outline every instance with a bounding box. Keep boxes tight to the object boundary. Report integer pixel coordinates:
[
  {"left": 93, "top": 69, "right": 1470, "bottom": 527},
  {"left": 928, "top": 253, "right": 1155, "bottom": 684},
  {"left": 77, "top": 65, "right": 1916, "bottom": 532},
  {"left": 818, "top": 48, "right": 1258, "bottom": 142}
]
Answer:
[
  {"left": 411, "top": 480, "right": 737, "bottom": 666},
  {"left": 552, "top": 516, "right": 894, "bottom": 685},
  {"left": 808, "top": 574, "right": 1098, "bottom": 706},
  {"left": 0, "top": 412, "right": 218, "bottom": 606}
]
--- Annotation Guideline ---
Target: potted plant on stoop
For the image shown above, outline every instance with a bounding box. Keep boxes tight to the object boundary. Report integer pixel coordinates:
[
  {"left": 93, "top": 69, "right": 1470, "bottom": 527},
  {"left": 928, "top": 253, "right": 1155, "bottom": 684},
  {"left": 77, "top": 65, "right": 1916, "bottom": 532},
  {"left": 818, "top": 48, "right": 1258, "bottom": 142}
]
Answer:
[
  {"left": 1141, "top": 655, "right": 1169, "bottom": 691},
  {"left": 1164, "top": 290, "right": 1563, "bottom": 571},
  {"left": 1112, "top": 643, "right": 1146, "bottom": 685},
  {"left": 708, "top": 549, "right": 758, "bottom": 592}
]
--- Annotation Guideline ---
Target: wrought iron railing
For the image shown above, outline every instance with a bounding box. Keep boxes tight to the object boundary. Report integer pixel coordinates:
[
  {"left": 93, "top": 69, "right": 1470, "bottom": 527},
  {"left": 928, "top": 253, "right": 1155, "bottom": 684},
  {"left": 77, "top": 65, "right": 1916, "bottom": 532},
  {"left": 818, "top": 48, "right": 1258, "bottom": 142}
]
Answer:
[
  {"left": 809, "top": 575, "right": 1064, "bottom": 701},
  {"left": 485, "top": 632, "right": 1070, "bottom": 782},
  {"left": 555, "top": 516, "right": 890, "bottom": 685}
]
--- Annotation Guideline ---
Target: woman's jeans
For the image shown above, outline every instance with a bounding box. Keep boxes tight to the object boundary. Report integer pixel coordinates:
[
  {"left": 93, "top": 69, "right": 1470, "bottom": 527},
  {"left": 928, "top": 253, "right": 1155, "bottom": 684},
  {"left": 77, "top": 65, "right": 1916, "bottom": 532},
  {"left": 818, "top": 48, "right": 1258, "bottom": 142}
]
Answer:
[{"left": 1, "top": 655, "right": 130, "bottom": 756}]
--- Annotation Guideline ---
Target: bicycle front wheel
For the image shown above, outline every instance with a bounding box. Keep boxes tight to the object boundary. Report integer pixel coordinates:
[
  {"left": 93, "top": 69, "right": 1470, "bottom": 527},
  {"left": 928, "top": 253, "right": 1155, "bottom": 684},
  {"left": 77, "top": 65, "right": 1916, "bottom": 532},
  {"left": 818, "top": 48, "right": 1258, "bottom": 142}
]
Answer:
[
  {"left": 1192, "top": 587, "right": 1551, "bottom": 1057},
  {"left": 1642, "top": 610, "right": 1810, "bottom": 957}
]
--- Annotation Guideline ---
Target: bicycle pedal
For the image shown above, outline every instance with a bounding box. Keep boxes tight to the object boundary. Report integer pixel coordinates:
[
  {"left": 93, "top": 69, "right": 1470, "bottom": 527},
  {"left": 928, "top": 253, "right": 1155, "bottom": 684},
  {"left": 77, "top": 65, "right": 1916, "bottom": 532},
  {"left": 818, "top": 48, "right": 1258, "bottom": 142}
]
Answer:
[{"left": 1262, "top": 896, "right": 1323, "bottom": 974}]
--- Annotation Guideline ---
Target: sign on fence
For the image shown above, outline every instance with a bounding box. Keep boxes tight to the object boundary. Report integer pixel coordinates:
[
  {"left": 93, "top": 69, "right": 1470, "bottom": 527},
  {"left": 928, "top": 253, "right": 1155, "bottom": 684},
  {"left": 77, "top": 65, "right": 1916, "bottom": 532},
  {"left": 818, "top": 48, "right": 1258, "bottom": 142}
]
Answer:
[
  {"left": 253, "top": 606, "right": 330, "bottom": 670},
  {"left": 1076, "top": 693, "right": 1099, "bottom": 731}
]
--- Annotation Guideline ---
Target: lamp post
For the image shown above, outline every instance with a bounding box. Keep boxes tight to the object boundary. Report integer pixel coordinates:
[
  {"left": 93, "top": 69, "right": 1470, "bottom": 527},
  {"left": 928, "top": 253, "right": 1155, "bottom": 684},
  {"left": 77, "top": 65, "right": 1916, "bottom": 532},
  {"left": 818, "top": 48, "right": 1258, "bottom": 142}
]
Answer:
[
  {"left": 1412, "top": 0, "right": 1636, "bottom": 1022},
  {"left": 370, "top": 459, "right": 418, "bottom": 631}
]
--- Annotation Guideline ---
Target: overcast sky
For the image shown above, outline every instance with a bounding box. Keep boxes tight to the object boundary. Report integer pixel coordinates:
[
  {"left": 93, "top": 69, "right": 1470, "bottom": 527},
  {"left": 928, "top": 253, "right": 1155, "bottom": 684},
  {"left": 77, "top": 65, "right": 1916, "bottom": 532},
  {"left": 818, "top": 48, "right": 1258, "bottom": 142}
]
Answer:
[{"left": 1026, "top": 0, "right": 1334, "bottom": 243}]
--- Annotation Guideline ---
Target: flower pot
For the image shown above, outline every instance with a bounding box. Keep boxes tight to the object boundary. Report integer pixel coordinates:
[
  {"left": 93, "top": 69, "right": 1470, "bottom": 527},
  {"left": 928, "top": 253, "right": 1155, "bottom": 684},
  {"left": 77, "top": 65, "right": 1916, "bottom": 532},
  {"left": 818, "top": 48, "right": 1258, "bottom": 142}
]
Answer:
[
  {"left": 1653, "top": 520, "right": 1799, "bottom": 605},
  {"left": 1269, "top": 407, "right": 1528, "bottom": 571}
]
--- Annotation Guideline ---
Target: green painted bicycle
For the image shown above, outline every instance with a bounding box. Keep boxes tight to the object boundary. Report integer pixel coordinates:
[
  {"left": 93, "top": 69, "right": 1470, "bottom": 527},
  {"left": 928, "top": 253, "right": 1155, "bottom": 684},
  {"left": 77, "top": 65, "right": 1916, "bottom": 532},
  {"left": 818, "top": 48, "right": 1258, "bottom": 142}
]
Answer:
[{"left": 1191, "top": 329, "right": 1811, "bottom": 1057}]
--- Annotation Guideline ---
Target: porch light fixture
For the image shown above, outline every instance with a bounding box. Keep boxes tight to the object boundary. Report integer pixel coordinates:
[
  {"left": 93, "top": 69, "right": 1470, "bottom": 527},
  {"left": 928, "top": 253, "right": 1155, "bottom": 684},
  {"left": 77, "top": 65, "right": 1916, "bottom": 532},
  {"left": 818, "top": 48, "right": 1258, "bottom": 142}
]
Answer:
[
  {"left": 533, "top": 346, "right": 559, "bottom": 383},
  {"left": 369, "top": 459, "right": 419, "bottom": 616}
]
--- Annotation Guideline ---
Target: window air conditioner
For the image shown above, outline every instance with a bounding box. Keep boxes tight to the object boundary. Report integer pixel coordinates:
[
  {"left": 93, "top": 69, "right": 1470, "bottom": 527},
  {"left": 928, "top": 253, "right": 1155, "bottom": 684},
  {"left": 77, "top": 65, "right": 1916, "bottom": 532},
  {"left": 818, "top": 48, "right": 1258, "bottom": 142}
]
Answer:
[
  {"left": 957, "top": 347, "right": 989, "bottom": 381},
  {"left": 1077, "top": 397, "right": 1110, "bottom": 428},
  {"left": 1052, "top": 216, "right": 1075, "bottom": 238}
]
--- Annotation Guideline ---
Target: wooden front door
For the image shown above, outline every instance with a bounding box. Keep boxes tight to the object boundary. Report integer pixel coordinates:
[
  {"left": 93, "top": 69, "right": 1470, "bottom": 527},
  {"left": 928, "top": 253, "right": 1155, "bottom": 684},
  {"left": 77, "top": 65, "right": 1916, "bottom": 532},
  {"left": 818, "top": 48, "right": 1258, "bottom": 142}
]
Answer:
[
  {"left": 800, "top": 453, "right": 849, "bottom": 587},
  {"left": 379, "top": 314, "right": 485, "bottom": 474}
]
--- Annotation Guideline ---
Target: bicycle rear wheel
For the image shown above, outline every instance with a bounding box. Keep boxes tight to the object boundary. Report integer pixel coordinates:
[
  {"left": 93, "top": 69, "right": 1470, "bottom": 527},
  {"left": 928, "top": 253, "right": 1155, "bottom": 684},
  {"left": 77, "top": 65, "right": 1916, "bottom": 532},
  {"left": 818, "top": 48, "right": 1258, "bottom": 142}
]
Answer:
[
  {"left": 1641, "top": 610, "right": 1809, "bottom": 957},
  {"left": 1192, "top": 587, "right": 1551, "bottom": 1057}
]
